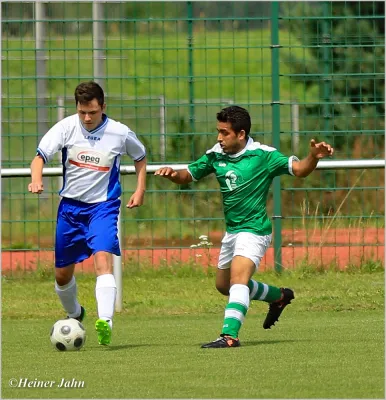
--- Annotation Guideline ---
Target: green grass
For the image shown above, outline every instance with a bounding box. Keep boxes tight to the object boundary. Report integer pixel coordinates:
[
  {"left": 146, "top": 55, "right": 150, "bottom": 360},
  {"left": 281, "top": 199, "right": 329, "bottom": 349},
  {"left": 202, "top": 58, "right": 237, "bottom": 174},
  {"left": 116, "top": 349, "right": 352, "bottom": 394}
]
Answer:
[
  {"left": 2, "top": 267, "right": 384, "bottom": 398},
  {"left": 2, "top": 312, "right": 384, "bottom": 399}
]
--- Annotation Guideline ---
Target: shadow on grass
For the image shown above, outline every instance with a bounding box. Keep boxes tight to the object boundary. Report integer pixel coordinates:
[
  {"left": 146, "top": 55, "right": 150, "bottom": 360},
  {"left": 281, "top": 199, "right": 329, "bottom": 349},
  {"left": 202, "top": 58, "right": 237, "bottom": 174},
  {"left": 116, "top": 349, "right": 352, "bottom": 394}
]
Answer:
[
  {"left": 84, "top": 344, "right": 149, "bottom": 351},
  {"left": 243, "top": 339, "right": 311, "bottom": 346},
  {"left": 103, "top": 344, "right": 148, "bottom": 350},
  {"left": 192, "top": 339, "right": 309, "bottom": 348}
]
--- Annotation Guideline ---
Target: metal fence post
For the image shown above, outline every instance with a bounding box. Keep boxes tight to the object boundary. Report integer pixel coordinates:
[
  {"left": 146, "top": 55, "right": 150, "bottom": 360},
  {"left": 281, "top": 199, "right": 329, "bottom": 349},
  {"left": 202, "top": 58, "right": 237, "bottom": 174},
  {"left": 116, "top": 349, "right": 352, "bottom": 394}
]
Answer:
[
  {"left": 0, "top": 3, "right": 2, "bottom": 141},
  {"left": 92, "top": 2, "right": 121, "bottom": 310},
  {"left": 271, "top": 2, "right": 282, "bottom": 273},
  {"left": 187, "top": 1, "right": 195, "bottom": 134},
  {"left": 35, "top": 1, "right": 48, "bottom": 137},
  {"left": 114, "top": 211, "right": 122, "bottom": 312},
  {"left": 322, "top": 2, "right": 332, "bottom": 135},
  {"left": 159, "top": 95, "right": 166, "bottom": 161},
  {"left": 56, "top": 97, "right": 65, "bottom": 190},
  {"left": 291, "top": 101, "right": 299, "bottom": 153},
  {"left": 93, "top": 2, "right": 105, "bottom": 89}
]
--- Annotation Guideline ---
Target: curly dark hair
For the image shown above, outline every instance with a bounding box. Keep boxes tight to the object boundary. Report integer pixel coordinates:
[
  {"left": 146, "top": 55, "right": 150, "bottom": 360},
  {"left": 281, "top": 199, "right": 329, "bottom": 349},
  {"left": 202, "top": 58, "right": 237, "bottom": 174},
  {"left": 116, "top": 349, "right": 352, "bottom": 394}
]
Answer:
[
  {"left": 216, "top": 106, "right": 251, "bottom": 137},
  {"left": 74, "top": 81, "right": 104, "bottom": 106}
]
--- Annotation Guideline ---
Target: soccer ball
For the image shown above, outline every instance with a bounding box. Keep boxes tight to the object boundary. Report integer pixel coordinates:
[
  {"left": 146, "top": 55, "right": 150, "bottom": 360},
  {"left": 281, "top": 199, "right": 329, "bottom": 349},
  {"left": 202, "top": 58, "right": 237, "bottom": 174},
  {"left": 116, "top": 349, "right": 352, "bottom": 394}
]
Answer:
[{"left": 50, "top": 318, "right": 86, "bottom": 351}]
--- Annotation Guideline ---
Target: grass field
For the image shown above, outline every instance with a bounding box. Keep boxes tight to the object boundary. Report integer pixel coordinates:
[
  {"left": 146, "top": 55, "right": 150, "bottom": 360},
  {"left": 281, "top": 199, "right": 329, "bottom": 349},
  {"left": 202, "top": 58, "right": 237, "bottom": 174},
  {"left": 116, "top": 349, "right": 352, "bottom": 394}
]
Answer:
[{"left": 2, "top": 266, "right": 384, "bottom": 398}]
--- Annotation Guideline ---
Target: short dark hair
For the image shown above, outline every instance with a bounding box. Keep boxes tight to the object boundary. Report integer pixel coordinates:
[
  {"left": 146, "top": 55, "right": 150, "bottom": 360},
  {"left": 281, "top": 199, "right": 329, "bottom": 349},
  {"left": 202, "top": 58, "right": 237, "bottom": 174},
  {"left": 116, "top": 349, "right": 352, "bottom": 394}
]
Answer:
[
  {"left": 74, "top": 81, "right": 104, "bottom": 106},
  {"left": 216, "top": 106, "right": 251, "bottom": 137}
]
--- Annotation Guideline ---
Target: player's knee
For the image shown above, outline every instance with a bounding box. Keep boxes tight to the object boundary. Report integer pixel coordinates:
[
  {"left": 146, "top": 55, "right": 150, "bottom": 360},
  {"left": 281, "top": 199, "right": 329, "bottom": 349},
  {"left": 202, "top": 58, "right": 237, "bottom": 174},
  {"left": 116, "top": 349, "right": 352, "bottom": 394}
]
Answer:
[
  {"left": 216, "top": 282, "right": 230, "bottom": 296},
  {"left": 94, "top": 264, "right": 112, "bottom": 276},
  {"left": 55, "top": 276, "right": 72, "bottom": 286},
  {"left": 55, "top": 271, "right": 73, "bottom": 286},
  {"left": 94, "top": 252, "right": 113, "bottom": 276}
]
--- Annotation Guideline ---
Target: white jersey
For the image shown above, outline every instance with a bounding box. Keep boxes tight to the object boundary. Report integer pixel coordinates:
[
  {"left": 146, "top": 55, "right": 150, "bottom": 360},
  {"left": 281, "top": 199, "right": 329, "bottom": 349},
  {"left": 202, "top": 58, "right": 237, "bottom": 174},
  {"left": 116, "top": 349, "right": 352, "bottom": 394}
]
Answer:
[{"left": 37, "top": 113, "right": 146, "bottom": 203}]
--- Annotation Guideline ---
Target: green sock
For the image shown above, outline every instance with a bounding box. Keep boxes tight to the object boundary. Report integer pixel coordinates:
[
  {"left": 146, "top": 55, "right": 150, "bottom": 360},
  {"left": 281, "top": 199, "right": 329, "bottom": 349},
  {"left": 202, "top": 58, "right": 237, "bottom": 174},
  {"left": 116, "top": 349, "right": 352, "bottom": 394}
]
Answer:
[
  {"left": 221, "top": 301, "right": 248, "bottom": 338},
  {"left": 247, "top": 280, "right": 282, "bottom": 303}
]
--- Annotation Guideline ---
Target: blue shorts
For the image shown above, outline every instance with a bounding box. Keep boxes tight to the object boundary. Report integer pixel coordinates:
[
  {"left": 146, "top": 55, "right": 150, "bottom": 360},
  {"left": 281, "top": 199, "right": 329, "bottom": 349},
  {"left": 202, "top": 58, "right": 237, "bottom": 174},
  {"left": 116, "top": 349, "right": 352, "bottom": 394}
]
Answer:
[{"left": 55, "top": 197, "right": 121, "bottom": 267}]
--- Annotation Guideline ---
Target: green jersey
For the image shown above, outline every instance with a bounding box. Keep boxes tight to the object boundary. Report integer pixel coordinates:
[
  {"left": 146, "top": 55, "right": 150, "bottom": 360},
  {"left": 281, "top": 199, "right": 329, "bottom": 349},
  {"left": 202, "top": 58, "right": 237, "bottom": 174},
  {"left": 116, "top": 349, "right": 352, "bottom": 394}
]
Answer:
[{"left": 188, "top": 138, "right": 298, "bottom": 235}]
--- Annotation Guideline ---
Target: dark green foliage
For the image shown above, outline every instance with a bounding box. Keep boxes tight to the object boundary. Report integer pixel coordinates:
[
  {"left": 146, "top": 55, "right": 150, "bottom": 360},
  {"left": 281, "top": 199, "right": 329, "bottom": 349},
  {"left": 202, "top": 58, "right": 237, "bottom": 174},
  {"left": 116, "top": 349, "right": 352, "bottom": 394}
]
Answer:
[
  {"left": 2, "top": 2, "right": 272, "bottom": 36},
  {"left": 281, "top": 2, "right": 384, "bottom": 157}
]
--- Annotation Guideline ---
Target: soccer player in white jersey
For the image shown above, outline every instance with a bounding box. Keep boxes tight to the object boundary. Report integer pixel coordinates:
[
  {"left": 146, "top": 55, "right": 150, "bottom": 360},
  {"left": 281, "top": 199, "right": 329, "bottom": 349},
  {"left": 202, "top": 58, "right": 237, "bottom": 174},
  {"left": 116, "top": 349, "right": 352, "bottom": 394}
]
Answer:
[
  {"left": 155, "top": 106, "right": 333, "bottom": 348},
  {"left": 28, "top": 81, "right": 147, "bottom": 345}
]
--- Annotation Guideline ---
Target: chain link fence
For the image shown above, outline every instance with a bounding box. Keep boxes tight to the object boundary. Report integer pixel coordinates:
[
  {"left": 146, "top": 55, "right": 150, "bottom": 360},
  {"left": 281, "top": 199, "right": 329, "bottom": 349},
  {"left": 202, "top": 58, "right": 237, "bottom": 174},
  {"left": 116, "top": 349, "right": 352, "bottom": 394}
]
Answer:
[{"left": 2, "top": 1, "right": 384, "bottom": 273}]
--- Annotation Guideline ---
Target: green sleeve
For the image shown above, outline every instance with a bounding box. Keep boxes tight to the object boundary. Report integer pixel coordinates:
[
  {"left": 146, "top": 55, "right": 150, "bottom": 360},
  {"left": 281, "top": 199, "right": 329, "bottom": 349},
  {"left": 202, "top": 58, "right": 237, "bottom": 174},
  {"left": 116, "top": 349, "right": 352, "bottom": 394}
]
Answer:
[
  {"left": 187, "top": 153, "right": 215, "bottom": 181},
  {"left": 265, "top": 150, "right": 292, "bottom": 177}
]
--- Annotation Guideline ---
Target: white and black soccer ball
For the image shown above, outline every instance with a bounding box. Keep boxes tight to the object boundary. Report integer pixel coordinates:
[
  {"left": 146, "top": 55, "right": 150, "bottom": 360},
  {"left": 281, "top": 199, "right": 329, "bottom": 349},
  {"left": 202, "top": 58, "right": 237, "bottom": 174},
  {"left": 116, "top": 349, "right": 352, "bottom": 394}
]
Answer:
[{"left": 50, "top": 318, "right": 86, "bottom": 351}]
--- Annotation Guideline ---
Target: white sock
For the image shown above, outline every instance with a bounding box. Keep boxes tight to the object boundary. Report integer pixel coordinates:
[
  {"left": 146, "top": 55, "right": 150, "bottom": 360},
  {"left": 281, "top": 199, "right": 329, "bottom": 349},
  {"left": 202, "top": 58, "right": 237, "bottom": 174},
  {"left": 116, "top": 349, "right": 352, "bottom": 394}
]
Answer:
[
  {"left": 222, "top": 284, "right": 250, "bottom": 337},
  {"left": 55, "top": 276, "right": 81, "bottom": 318},
  {"left": 249, "top": 279, "right": 259, "bottom": 300},
  {"left": 229, "top": 284, "right": 250, "bottom": 309},
  {"left": 95, "top": 274, "right": 116, "bottom": 329}
]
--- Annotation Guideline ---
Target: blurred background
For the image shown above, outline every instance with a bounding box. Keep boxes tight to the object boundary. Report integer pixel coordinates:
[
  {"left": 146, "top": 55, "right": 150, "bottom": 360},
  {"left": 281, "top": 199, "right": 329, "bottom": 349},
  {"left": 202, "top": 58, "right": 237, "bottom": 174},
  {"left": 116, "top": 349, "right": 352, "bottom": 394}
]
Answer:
[{"left": 2, "top": 1, "right": 384, "bottom": 273}]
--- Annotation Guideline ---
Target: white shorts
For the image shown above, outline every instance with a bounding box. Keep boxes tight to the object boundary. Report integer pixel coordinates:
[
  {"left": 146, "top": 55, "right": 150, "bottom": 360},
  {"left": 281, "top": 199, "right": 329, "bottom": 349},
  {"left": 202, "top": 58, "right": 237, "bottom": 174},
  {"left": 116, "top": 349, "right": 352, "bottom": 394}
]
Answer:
[{"left": 218, "top": 231, "right": 272, "bottom": 270}]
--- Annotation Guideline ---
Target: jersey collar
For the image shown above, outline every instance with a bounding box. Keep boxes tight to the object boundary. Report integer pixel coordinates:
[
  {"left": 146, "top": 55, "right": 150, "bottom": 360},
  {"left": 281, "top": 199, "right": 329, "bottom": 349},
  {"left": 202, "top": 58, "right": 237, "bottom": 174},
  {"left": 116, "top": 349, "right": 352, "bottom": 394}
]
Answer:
[
  {"left": 228, "top": 137, "right": 254, "bottom": 158},
  {"left": 80, "top": 113, "right": 108, "bottom": 135}
]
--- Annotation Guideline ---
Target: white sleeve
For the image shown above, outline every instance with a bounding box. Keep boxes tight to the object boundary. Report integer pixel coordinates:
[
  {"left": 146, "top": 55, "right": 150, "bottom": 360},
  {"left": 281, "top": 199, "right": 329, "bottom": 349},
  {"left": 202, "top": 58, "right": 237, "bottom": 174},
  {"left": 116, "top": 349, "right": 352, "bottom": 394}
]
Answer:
[
  {"left": 124, "top": 128, "right": 146, "bottom": 161},
  {"left": 37, "top": 121, "right": 66, "bottom": 163},
  {"left": 288, "top": 155, "right": 300, "bottom": 176}
]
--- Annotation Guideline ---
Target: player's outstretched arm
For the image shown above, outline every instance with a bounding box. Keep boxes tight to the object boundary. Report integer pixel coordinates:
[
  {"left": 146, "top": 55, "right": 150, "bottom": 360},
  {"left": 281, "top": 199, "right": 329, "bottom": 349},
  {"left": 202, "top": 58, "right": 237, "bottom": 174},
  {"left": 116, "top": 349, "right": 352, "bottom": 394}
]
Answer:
[
  {"left": 154, "top": 167, "right": 193, "bottom": 185},
  {"left": 28, "top": 155, "right": 45, "bottom": 194},
  {"left": 292, "top": 139, "right": 334, "bottom": 178},
  {"left": 127, "top": 157, "right": 147, "bottom": 209}
]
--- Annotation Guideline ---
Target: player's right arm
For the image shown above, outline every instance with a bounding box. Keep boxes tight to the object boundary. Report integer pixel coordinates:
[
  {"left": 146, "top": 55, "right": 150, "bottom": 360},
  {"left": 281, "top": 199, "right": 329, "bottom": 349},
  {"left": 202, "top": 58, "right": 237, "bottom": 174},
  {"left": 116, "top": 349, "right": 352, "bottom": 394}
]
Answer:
[
  {"left": 155, "top": 152, "right": 215, "bottom": 184},
  {"left": 154, "top": 167, "right": 193, "bottom": 184},
  {"left": 28, "top": 155, "right": 45, "bottom": 194},
  {"left": 28, "top": 119, "right": 66, "bottom": 194}
]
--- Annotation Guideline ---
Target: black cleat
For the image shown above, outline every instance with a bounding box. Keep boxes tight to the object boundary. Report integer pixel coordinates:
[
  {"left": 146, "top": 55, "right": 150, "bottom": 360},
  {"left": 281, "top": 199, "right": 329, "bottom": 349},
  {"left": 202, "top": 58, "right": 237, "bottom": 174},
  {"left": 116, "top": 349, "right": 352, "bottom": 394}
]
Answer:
[
  {"left": 263, "top": 288, "right": 294, "bottom": 329},
  {"left": 67, "top": 306, "right": 86, "bottom": 323},
  {"left": 201, "top": 335, "right": 240, "bottom": 348}
]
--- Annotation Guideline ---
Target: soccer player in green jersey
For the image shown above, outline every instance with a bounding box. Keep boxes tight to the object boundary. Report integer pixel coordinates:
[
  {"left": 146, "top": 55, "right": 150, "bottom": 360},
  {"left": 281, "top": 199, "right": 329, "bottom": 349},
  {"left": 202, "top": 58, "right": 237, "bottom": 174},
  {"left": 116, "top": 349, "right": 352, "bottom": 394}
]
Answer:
[{"left": 155, "top": 106, "right": 334, "bottom": 348}]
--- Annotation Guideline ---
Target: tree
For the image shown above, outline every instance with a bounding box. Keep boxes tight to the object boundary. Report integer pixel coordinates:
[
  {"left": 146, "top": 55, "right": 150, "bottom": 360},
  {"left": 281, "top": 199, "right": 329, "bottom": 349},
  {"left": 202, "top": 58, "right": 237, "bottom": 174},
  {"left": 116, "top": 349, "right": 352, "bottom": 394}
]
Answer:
[{"left": 282, "top": 1, "right": 384, "bottom": 158}]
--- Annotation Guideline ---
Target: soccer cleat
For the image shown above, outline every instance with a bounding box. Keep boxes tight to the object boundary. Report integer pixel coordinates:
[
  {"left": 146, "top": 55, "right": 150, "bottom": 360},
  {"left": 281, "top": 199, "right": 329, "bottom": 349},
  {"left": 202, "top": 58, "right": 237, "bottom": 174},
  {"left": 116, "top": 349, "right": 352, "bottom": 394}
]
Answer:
[
  {"left": 95, "top": 319, "right": 112, "bottom": 345},
  {"left": 263, "top": 288, "right": 294, "bottom": 329},
  {"left": 201, "top": 335, "right": 240, "bottom": 348},
  {"left": 67, "top": 306, "right": 86, "bottom": 322}
]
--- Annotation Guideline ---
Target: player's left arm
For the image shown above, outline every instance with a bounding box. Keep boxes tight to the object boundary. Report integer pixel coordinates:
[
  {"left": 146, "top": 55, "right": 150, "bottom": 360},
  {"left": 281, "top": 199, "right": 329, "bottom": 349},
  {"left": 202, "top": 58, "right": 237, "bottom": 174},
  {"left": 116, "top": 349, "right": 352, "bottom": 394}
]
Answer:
[
  {"left": 126, "top": 156, "right": 147, "bottom": 209},
  {"left": 292, "top": 139, "right": 334, "bottom": 178},
  {"left": 28, "top": 155, "right": 45, "bottom": 194}
]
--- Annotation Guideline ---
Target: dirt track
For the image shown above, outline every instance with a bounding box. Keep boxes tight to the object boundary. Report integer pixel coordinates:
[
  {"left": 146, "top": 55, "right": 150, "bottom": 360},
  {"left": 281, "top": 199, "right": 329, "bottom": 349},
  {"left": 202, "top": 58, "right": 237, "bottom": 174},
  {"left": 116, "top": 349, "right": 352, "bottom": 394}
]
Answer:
[{"left": 2, "top": 228, "right": 384, "bottom": 273}]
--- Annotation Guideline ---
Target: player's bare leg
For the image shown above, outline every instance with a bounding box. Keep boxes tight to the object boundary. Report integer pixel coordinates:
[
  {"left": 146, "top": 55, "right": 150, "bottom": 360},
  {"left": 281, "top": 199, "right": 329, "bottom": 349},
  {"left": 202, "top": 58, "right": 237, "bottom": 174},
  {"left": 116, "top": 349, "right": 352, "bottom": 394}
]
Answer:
[{"left": 215, "top": 268, "right": 230, "bottom": 295}]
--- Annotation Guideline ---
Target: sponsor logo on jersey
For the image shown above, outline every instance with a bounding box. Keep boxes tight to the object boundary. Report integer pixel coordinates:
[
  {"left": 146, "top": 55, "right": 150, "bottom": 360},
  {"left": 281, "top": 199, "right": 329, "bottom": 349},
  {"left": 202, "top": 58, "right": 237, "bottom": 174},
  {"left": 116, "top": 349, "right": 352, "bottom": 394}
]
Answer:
[
  {"left": 225, "top": 170, "right": 238, "bottom": 191},
  {"left": 69, "top": 149, "right": 111, "bottom": 172},
  {"left": 77, "top": 151, "right": 101, "bottom": 164},
  {"left": 218, "top": 162, "right": 227, "bottom": 167},
  {"left": 224, "top": 170, "right": 244, "bottom": 191}
]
